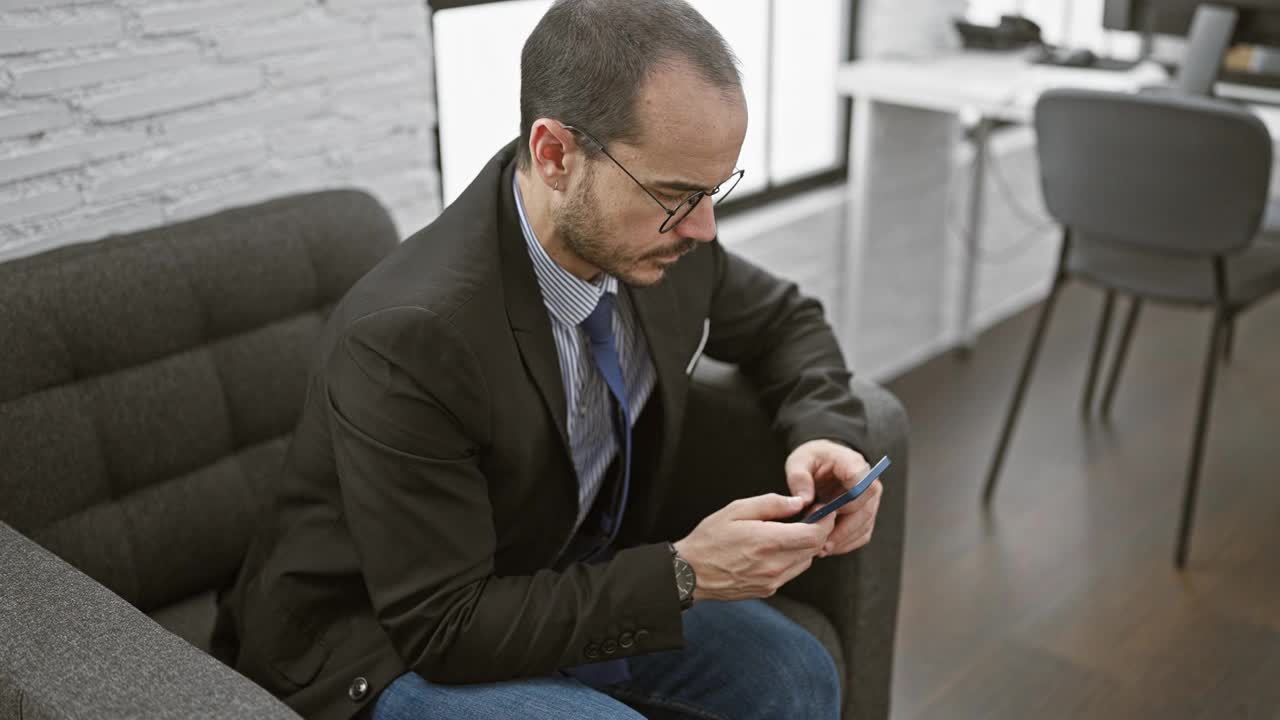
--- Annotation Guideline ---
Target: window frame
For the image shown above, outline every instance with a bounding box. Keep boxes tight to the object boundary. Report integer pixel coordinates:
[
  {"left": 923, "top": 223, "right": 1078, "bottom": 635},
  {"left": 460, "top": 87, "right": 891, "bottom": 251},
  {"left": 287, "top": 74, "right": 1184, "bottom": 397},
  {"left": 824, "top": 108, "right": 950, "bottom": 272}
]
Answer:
[{"left": 426, "top": 0, "right": 861, "bottom": 218}]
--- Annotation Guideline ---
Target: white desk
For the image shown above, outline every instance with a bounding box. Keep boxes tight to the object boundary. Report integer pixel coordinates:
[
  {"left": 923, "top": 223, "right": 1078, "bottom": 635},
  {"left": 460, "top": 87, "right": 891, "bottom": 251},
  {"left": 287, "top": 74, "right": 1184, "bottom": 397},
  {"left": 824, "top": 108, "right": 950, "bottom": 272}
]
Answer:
[{"left": 835, "top": 51, "right": 1280, "bottom": 356}]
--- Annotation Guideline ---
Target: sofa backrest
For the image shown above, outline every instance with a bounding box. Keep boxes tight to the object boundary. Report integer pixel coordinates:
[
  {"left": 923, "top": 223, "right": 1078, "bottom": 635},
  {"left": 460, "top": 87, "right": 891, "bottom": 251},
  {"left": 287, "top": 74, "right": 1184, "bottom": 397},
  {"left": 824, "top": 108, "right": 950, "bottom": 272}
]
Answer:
[{"left": 0, "top": 190, "right": 398, "bottom": 649}]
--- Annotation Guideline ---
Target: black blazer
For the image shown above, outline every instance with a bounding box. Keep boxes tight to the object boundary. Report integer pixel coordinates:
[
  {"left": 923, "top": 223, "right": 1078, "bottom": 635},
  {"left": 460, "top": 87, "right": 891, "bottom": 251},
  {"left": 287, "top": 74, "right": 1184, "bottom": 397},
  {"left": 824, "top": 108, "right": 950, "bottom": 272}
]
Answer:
[{"left": 221, "top": 141, "right": 870, "bottom": 720}]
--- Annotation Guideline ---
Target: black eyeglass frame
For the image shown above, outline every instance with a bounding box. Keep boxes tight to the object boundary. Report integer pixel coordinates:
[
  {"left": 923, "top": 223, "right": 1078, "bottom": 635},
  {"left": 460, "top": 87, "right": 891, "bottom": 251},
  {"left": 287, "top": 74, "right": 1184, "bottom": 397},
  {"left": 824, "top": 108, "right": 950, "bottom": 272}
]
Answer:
[{"left": 562, "top": 124, "right": 745, "bottom": 234}]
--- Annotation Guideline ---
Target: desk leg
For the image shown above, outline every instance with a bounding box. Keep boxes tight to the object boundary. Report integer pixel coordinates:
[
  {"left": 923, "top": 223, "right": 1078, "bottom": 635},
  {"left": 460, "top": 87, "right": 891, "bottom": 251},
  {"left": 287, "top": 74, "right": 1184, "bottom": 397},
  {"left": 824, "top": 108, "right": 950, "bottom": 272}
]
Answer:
[
  {"left": 957, "top": 117, "right": 991, "bottom": 352},
  {"left": 840, "top": 95, "right": 875, "bottom": 363}
]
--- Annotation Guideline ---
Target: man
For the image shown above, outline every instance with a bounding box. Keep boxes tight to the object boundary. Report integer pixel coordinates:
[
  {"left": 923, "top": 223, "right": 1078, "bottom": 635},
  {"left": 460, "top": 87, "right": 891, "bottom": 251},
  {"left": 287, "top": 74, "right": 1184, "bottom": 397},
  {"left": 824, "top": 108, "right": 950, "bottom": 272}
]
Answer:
[{"left": 222, "top": 1, "right": 884, "bottom": 718}]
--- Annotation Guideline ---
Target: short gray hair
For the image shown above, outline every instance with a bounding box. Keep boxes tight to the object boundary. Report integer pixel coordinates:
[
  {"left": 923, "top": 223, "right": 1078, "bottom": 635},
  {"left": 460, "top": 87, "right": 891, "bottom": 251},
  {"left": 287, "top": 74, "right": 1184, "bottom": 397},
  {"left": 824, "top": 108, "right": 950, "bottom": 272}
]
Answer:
[{"left": 518, "top": 0, "right": 742, "bottom": 169}]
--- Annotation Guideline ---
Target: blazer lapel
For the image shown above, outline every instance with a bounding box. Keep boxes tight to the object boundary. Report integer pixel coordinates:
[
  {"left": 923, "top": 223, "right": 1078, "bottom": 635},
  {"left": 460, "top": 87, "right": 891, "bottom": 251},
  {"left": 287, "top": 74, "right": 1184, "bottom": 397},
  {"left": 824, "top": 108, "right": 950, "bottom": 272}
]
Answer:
[
  {"left": 627, "top": 279, "right": 688, "bottom": 485},
  {"left": 494, "top": 146, "right": 692, "bottom": 525},
  {"left": 496, "top": 160, "right": 573, "bottom": 464}
]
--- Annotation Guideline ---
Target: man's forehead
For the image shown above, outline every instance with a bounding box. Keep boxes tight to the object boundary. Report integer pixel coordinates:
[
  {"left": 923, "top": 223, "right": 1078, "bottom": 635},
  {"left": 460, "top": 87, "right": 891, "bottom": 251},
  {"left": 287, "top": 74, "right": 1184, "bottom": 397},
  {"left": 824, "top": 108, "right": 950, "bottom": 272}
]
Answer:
[{"left": 624, "top": 66, "right": 747, "bottom": 186}]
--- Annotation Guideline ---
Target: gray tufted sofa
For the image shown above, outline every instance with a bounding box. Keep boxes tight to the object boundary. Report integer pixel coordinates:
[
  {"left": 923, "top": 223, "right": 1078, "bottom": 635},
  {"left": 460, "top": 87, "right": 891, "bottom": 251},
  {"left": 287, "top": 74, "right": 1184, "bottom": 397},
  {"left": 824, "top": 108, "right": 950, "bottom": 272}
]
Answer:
[{"left": 0, "top": 189, "right": 908, "bottom": 720}]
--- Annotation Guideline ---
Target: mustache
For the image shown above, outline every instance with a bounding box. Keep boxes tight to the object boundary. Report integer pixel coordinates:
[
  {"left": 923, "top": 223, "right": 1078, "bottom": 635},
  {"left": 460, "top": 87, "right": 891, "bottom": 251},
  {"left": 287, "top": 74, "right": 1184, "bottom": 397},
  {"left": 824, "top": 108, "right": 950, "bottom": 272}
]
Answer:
[{"left": 644, "top": 238, "right": 698, "bottom": 259}]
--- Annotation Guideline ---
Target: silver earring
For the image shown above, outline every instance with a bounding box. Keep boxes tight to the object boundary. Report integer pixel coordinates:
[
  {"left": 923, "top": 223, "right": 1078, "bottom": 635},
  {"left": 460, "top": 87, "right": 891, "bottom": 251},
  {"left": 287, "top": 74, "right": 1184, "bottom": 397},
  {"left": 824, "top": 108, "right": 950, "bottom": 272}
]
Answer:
[{"left": 554, "top": 181, "right": 561, "bottom": 191}]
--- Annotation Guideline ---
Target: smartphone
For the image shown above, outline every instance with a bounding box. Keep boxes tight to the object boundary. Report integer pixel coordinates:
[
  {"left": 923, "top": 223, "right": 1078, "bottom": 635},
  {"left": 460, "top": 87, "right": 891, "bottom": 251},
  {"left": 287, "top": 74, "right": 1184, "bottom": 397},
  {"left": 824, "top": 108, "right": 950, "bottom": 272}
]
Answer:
[{"left": 789, "top": 455, "right": 890, "bottom": 524}]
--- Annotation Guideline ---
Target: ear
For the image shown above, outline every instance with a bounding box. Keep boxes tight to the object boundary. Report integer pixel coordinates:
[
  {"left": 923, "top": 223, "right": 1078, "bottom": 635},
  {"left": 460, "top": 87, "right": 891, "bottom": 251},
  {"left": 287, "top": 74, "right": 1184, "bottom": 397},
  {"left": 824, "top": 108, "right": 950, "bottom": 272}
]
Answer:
[{"left": 527, "top": 120, "right": 577, "bottom": 191}]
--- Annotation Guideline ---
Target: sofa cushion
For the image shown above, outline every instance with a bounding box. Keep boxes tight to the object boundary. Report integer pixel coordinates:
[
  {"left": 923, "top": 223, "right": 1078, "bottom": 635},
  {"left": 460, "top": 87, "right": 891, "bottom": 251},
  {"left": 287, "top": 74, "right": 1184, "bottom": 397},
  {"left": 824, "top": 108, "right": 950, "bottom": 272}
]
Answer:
[{"left": 0, "top": 190, "right": 398, "bottom": 615}]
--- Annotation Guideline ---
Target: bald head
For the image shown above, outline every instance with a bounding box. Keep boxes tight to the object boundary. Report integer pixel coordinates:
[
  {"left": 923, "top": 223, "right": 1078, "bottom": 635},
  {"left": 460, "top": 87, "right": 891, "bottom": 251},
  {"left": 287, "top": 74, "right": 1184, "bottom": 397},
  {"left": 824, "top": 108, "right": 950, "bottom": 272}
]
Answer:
[{"left": 518, "top": 0, "right": 742, "bottom": 170}]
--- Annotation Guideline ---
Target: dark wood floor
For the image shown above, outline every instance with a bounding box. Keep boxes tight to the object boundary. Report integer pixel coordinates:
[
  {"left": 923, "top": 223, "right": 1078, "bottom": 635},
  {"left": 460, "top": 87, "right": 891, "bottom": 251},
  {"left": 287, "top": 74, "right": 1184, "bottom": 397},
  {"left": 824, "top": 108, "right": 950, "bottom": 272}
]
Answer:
[{"left": 883, "top": 282, "right": 1280, "bottom": 720}]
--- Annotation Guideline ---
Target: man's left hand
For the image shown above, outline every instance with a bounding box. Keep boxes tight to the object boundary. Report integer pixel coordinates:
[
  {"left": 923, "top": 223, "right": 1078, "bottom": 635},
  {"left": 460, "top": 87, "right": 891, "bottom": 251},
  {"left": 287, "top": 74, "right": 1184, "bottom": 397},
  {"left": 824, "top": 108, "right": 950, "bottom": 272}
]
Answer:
[{"left": 783, "top": 439, "right": 883, "bottom": 558}]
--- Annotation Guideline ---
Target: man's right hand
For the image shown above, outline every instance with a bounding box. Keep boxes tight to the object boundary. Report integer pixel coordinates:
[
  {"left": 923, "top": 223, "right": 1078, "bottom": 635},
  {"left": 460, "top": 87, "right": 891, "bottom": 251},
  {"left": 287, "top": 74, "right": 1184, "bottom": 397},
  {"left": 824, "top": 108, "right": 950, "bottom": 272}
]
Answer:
[{"left": 671, "top": 493, "right": 837, "bottom": 604}]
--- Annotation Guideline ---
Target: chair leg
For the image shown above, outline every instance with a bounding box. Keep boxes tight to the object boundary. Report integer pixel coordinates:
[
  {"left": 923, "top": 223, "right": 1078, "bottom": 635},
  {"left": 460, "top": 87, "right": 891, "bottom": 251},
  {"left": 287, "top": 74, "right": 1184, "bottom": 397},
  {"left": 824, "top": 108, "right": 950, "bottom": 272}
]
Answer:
[
  {"left": 1222, "top": 315, "right": 1235, "bottom": 363},
  {"left": 1101, "top": 297, "right": 1143, "bottom": 419},
  {"left": 1081, "top": 290, "right": 1116, "bottom": 416},
  {"left": 1174, "top": 310, "right": 1226, "bottom": 569},
  {"left": 983, "top": 280, "right": 1064, "bottom": 506}
]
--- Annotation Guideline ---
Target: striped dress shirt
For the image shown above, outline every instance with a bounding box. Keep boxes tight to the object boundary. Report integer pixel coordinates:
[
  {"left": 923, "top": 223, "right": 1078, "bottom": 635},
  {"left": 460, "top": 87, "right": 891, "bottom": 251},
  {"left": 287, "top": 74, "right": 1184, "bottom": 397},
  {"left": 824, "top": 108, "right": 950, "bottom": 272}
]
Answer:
[{"left": 513, "top": 174, "right": 658, "bottom": 532}]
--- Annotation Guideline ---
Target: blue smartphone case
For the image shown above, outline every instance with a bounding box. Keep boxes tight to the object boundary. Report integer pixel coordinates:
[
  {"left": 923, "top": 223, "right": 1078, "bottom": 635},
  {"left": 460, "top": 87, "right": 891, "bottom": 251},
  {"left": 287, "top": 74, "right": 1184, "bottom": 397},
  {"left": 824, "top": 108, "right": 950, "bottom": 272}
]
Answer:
[{"left": 794, "top": 455, "right": 891, "bottom": 524}]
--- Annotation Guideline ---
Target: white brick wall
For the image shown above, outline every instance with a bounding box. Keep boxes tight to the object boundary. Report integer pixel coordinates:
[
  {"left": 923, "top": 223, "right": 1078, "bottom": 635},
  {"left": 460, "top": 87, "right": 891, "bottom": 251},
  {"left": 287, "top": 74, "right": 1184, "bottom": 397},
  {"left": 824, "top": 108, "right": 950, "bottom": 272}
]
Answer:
[{"left": 0, "top": 0, "right": 439, "bottom": 261}]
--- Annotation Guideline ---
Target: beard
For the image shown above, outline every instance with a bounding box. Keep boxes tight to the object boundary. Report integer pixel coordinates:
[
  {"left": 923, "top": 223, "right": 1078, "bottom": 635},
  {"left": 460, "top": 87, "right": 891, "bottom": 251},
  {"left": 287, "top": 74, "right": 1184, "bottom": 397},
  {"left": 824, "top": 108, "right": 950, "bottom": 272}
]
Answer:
[{"left": 555, "top": 166, "right": 698, "bottom": 287}]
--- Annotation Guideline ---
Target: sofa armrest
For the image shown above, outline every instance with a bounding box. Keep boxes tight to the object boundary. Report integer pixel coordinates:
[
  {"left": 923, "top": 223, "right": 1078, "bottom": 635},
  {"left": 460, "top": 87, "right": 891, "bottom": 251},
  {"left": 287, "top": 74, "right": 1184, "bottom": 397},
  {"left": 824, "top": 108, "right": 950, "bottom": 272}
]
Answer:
[
  {"left": 672, "top": 359, "right": 908, "bottom": 720},
  {"left": 779, "top": 376, "right": 908, "bottom": 720},
  {"left": 0, "top": 522, "right": 300, "bottom": 720}
]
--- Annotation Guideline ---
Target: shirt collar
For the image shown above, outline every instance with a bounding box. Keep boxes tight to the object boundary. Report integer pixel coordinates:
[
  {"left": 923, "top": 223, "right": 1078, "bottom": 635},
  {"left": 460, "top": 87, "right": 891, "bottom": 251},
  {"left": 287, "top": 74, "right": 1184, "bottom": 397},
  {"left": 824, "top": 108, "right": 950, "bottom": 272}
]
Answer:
[{"left": 513, "top": 172, "right": 618, "bottom": 328}]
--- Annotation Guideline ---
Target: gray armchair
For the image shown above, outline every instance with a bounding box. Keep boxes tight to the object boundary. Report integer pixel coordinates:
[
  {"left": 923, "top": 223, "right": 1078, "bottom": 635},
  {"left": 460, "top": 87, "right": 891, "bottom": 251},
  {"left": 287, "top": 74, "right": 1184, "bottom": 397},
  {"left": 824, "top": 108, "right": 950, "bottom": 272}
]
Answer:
[
  {"left": 0, "top": 189, "right": 907, "bottom": 720},
  {"left": 669, "top": 360, "right": 908, "bottom": 720}
]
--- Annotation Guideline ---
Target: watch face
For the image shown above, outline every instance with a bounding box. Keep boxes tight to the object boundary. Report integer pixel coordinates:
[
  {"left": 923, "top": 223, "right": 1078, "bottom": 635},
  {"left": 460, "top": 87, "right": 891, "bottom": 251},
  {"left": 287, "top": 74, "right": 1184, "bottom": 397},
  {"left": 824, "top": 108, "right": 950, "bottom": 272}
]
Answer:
[{"left": 675, "top": 559, "right": 696, "bottom": 596}]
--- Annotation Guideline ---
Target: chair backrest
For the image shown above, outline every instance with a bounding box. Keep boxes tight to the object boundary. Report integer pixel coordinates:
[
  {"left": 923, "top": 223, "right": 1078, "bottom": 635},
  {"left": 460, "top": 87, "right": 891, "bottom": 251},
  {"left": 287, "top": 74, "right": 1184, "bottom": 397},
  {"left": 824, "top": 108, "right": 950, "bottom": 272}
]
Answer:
[
  {"left": 1034, "top": 87, "right": 1271, "bottom": 257},
  {"left": 1177, "top": 3, "right": 1239, "bottom": 96},
  {"left": 0, "top": 190, "right": 397, "bottom": 647}
]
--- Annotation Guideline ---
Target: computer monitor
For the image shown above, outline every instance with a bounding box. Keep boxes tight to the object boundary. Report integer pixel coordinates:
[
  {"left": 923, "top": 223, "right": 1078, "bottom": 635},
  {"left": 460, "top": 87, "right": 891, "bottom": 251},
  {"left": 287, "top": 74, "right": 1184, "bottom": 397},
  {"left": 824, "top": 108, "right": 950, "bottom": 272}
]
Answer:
[{"left": 1103, "top": 0, "right": 1280, "bottom": 47}]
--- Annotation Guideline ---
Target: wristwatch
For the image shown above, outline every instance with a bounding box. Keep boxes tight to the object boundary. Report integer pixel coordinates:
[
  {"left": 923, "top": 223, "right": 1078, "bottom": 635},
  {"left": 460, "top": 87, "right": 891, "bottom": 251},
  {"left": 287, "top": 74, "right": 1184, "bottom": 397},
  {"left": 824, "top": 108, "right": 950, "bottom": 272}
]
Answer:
[{"left": 667, "top": 542, "right": 696, "bottom": 611}]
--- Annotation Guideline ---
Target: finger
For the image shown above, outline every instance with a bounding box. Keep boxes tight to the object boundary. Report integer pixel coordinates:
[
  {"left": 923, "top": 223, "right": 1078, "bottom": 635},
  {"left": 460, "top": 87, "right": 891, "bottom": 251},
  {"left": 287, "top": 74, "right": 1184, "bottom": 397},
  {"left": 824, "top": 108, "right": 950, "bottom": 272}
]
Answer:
[
  {"left": 761, "top": 520, "right": 831, "bottom": 552},
  {"left": 837, "top": 479, "right": 883, "bottom": 516},
  {"left": 767, "top": 514, "right": 835, "bottom": 561},
  {"left": 798, "top": 511, "right": 838, "bottom": 546},
  {"left": 845, "top": 524, "right": 875, "bottom": 553},
  {"left": 822, "top": 502, "right": 877, "bottom": 554},
  {"left": 820, "top": 521, "right": 875, "bottom": 558},
  {"left": 727, "top": 493, "right": 808, "bottom": 521},
  {"left": 831, "top": 451, "right": 871, "bottom": 490},
  {"left": 784, "top": 454, "right": 817, "bottom": 506},
  {"left": 817, "top": 509, "right": 839, "bottom": 536},
  {"left": 834, "top": 509, "right": 878, "bottom": 554},
  {"left": 820, "top": 515, "right": 858, "bottom": 555}
]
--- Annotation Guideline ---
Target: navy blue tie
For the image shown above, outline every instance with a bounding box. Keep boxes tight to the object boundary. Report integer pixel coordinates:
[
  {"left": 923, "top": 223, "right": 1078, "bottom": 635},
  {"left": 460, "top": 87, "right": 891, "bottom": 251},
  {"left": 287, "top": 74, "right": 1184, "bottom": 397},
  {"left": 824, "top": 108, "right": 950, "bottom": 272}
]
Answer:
[
  {"left": 580, "top": 291, "right": 632, "bottom": 552},
  {"left": 563, "top": 291, "right": 633, "bottom": 687}
]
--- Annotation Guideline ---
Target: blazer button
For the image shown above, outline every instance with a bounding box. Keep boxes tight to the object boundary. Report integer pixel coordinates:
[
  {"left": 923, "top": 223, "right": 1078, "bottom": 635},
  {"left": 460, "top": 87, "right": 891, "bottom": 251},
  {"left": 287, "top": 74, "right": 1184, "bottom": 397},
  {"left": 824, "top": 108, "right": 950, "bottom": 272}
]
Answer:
[
  {"left": 619, "top": 632, "right": 635, "bottom": 648},
  {"left": 584, "top": 643, "right": 601, "bottom": 660},
  {"left": 635, "top": 629, "right": 651, "bottom": 645},
  {"left": 602, "top": 640, "right": 618, "bottom": 655},
  {"left": 348, "top": 676, "right": 369, "bottom": 702}
]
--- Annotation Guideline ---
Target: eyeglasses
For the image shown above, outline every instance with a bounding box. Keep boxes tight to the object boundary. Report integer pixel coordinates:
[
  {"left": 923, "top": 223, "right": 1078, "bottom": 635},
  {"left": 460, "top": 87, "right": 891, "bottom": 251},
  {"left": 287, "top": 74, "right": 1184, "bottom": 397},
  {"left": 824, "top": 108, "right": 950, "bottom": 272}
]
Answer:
[{"left": 563, "top": 124, "right": 745, "bottom": 234}]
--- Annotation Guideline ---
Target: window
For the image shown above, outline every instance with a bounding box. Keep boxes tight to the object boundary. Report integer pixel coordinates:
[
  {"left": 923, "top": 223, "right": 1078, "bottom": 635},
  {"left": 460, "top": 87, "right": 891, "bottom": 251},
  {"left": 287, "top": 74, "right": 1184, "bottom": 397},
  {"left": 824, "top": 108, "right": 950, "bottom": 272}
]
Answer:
[
  {"left": 769, "top": 0, "right": 846, "bottom": 184},
  {"left": 430, "top": 0, "right": 854, "bottom": 208},
  {"left": 432, "top": 0, "right": 551, "bottom": 205}
]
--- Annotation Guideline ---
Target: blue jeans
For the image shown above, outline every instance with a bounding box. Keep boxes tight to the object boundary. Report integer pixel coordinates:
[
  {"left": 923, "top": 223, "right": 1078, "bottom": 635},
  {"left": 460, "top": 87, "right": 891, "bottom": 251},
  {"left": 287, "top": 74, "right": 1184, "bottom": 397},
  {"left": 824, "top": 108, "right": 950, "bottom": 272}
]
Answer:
[{"left": 366, "top": 598, "right": 841, "bottom": 720}]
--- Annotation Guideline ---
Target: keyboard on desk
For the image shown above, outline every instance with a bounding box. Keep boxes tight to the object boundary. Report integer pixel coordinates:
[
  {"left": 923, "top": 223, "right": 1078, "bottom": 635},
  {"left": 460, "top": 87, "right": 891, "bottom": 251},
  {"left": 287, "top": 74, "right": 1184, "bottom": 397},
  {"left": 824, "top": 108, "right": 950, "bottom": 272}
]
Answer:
[{"left": 1030, "top": 46, "right": 1139, "bottom": 72}]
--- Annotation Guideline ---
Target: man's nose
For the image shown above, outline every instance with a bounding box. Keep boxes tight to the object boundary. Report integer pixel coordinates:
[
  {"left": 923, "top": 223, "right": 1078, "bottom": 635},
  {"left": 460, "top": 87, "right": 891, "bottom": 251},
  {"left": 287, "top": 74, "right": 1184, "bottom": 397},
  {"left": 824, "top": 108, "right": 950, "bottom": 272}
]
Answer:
[{"left": 672, "top": 196, "right": 717, "bottom": 242}]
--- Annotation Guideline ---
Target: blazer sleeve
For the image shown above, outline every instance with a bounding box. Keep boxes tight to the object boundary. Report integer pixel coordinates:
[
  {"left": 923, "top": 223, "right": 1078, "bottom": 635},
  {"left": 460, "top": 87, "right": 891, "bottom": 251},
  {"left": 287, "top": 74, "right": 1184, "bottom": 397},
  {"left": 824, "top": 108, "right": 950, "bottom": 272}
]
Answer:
[
  {"left": 325, "top": 306, "right": 685, "bottom": 684},
  {"left": 702, "top": 240, "right": 870, "bottom": 454}
]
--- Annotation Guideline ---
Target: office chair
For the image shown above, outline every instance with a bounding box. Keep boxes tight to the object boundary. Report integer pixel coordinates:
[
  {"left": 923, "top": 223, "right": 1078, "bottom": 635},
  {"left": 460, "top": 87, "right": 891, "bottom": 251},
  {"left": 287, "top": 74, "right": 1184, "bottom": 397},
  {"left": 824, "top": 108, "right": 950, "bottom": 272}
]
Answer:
[
  {"left": 1177, "top": 3, "right": 1239, "bottom": 96},
  {"left": 982, "top": 88, "right": 1279, "bottom": 568},
  {"left": 1126, "top": 2, "right": 1277, "bottom": 385}
]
